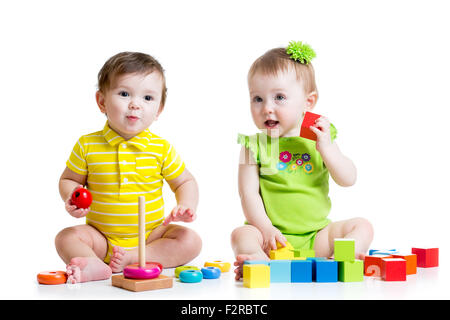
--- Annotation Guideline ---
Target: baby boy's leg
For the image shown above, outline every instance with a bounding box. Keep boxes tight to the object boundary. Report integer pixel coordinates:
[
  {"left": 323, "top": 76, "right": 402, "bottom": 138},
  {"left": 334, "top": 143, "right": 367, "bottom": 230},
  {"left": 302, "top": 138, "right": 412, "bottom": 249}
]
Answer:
[
  {"left": 55, "top": 224, "right": 112, "bottom": 283},
  {"left": 109, "top": 224, "right": 202, "bottom": 272},
  {"left": 230, "top": 225, "right": 270, "bottom": 280},
  {"left": 314, "top": 217, "right": 374, "bottom": 259}
]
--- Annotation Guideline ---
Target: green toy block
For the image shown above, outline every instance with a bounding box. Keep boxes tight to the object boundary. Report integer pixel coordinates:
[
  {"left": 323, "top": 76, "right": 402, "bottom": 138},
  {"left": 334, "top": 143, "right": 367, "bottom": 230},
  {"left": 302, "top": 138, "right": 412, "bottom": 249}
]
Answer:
[
  {"left": 338, "top": 260, "right": 364, "bottom": 282},
  {"left": 334, "top": 238, "right": 355, "bottom": 262},
  {"left": 299, "top": 249, "right": 315, "bottom": 258},
  {"left": 293, "top": 249, "right": 315, "bottom": 258}
]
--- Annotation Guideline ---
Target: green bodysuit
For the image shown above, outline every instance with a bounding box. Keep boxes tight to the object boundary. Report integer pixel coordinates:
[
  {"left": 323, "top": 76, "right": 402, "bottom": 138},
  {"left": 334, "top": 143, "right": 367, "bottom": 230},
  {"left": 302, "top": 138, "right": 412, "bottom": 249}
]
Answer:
[{"left": 238, "top": 124, "right": 337, "bottom": 250}]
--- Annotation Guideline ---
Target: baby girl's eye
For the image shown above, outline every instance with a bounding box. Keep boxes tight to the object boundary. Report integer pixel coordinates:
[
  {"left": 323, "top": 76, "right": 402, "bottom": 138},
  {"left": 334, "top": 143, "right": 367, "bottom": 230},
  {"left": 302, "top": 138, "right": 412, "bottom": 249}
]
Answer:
[
  {"left": 275, "top": 94, "right": 285, "bottom": 101},
  {"left": 119, "top": 91, "right": 129, "bottom": 97},
  {"left": 253, "top": 96, "right": 263, "bottom": 103},
  {"left": 144, "top": 95, "right": 153, "bottom": 101}
]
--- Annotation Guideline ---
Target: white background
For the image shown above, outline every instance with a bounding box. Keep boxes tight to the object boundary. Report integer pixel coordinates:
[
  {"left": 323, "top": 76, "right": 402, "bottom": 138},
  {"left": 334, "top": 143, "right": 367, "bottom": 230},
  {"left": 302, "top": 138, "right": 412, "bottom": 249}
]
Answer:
[{"left": 0, "top": 0, "right": 449, "bottom": 299}]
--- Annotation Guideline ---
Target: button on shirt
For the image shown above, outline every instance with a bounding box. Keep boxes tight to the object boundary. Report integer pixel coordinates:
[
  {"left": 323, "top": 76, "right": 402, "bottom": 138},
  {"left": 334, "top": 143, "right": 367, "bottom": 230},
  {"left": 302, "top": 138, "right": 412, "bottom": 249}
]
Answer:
[{"left": 66, "top": 122, "right": 185, "bottom": 239}]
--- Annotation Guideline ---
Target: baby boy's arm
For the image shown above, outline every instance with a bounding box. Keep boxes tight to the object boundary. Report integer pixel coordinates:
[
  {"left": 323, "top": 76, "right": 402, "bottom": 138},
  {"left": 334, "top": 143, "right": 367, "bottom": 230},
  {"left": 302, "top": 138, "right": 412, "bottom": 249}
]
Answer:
[
  {"left": 59, "top": 167, "right": 87, "bottom": 202},
  {"left": 310, "top": 117, "right": 357, "bottom": 187},
  {"left": 238, "top": 146, "right": 286, "bottom": 250},
  {"left": 163, "top": 168, "right": 199, "bottom": 225}
]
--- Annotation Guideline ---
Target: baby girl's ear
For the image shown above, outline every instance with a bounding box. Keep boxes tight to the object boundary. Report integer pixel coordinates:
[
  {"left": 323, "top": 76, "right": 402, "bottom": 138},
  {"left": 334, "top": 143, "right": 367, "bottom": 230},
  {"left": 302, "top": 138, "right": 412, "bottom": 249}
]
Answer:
[
  {"left": 305, "top": 91, "right": 318, "bottom": 111},
  {"left": 95, "top": 90, "right": 107, "bottom": 114}
]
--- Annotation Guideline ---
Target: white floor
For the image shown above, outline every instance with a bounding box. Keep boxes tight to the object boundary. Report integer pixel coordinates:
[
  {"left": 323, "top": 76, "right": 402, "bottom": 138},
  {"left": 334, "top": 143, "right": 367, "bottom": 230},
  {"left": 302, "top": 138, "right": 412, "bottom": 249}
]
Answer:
[{"left": 2, "top": 251, "right": 448, "bottom": 300}]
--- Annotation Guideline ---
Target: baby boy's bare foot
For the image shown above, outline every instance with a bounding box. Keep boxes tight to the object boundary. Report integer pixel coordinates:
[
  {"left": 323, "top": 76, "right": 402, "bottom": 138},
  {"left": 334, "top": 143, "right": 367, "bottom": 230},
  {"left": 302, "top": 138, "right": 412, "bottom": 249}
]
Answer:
[
  {"left": 109, "top": 246, "right": 133, "bottom": 273},
  {"left": 233, "top": 253, "right": 269, "bottom": 281},
  {"left": 66, "top": 257, "right": 112, "bottom": 284}
]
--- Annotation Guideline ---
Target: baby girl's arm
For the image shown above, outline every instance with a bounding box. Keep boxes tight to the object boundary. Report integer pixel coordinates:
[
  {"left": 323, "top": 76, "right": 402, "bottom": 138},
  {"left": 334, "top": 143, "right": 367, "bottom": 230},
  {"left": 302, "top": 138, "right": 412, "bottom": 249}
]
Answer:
[
  {"left": 238, "top": 146, "right": 286, "bottom": 250},
  {"left": 310, "top": 117, "right": 357, "bottom": 187},
  {"left": 59, "top": 167, "right": 90, "bottom": 218},
  {"left": 163, "top": 169, "right": 199, "bottom": 225}
]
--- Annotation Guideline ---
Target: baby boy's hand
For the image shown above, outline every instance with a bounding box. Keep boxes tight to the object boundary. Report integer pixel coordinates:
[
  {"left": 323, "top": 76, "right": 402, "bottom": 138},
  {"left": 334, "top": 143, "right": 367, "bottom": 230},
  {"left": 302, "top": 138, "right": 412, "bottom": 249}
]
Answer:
[
  {"left": 163, "top": 205, "right": 196, "bottom": 226},
  {"left": 309, "top": 116, "right": 332, "bottom": 153},
  {"left": 65, "top": 185, "right": 90, "bottom": 218}
]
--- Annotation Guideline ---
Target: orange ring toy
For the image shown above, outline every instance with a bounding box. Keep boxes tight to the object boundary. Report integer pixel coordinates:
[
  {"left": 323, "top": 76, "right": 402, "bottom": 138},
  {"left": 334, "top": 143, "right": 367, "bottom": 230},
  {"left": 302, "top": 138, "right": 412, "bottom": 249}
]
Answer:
[{"left": 37, "top": 271, "right": 68, "bottom": 285}]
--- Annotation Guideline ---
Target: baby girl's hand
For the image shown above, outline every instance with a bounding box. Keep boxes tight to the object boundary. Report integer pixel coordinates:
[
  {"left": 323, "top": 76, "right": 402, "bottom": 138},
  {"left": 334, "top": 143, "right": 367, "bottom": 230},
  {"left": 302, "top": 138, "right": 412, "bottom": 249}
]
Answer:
[
  {"left": 65, "top": 185, "right": 90, "bottom": 218},
  {"left": 163, "top": 205, "right": 196, "bottom": 226},
  {"left": 309, "top": 116, "right": 332, "bottom": 153},
  {"left": 260, "top": 225, "right": 287, "bottom": 254}
]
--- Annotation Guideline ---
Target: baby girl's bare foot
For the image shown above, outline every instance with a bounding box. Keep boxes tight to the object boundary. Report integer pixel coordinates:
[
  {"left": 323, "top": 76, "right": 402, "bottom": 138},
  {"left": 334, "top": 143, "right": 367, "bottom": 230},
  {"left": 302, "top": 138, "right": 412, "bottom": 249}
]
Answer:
[
  {"left": 109, "top": 246, "right": 133, "bottom": 273},
  {"left": 233, "top": 253, "right": 269, "bottom": 281},
  {"left": 66, "top": 257, "right": 112, "bottom": 284}
]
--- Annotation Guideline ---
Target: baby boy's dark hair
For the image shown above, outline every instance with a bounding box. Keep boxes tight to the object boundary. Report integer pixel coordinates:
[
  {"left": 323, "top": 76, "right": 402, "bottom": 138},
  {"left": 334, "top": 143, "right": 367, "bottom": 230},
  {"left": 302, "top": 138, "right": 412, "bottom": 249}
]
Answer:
[{"left": 97, "top": 52, "right": 167, "bottom": 107}]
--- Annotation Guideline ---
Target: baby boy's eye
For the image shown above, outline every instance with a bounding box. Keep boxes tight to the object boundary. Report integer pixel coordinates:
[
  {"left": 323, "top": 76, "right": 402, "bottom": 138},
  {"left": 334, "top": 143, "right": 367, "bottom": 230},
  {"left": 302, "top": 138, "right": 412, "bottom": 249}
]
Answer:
[
  {"left": 253, "top": 96, "right": 263, "bottom": 103},
  {"left": 119, "top": 91, "right": 129, "bottom": 97},
  {"left": 144, "top": 95, "right": 153, "bottom": 101},
  {"left": 275, "top": 94, "right": 285, "bottom": 101}
]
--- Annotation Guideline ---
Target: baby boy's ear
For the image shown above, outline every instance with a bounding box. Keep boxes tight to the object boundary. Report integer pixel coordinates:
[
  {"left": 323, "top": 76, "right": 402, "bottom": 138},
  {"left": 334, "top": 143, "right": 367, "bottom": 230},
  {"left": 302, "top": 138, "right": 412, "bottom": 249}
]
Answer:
[
  {"left": 155, "top": 103, "right": 165, "bottom": 120},
  {"left": 95, "top": 91, "right": 107, "bottom": 114}
]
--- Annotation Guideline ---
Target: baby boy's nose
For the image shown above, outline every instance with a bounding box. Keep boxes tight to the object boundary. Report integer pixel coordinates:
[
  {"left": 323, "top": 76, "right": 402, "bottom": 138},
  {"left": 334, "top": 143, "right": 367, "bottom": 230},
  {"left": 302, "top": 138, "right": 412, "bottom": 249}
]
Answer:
[{"left": 129, "top": 101, "right": 141, "bottom": 109}]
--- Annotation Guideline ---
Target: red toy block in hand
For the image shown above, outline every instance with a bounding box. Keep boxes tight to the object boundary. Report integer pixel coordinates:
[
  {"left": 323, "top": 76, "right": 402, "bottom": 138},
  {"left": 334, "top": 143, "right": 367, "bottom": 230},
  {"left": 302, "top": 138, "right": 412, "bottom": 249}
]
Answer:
[
  {"left": 300, "top": 111, "right": 321, "bottom": 141},
  {"left": 412, "top": 248, "right": 439, "bottom": 268}
]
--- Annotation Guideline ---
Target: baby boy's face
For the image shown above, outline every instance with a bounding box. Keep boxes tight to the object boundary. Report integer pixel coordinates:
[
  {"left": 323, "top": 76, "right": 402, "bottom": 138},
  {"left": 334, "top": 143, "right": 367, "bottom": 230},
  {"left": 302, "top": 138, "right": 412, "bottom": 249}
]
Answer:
[
  {"left": 97, "top": 72, "right": 164, "bottom": 140},
  {"left": 248, "top": 68, "right": 313, "bottom": 138}
]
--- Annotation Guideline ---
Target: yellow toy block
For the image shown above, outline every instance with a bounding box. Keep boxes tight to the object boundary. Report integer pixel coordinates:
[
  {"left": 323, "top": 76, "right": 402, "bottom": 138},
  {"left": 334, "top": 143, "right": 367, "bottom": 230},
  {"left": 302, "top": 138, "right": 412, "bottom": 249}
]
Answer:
[
  {"left": 204, "top": 261, "right": 231, "bottom": 272},
  {"left": 292, "top": 257, "right": 307, "bottom": 260},
  {"left": 243, "top": 264, "right": 270, "bottom": 288},
  {"left": 277, "top": 240, "right": 294, "bottom": 251},
  {"left": 270, "top": 249, "right": 294, "bottom": 260}
]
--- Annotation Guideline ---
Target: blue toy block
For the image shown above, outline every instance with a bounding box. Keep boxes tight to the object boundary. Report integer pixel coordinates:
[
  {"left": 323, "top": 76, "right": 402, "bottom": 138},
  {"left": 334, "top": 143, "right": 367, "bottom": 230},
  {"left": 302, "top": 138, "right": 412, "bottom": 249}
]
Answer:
[
  {"left": 306, "top": 257, "right": 327, "bottom": 281},
  {"left": 291, "top": 260, "right": 313, "bottom": 282},
  {"left": 270, "top": 260, "right": 291, "bottom": 282},
  {"left": 315, "top": 260, "right": 338, "bottom": 282},
  {"left": 244, "top": 260, "right": 270, "bottom": 265},
  {"left": 369, "top": 249, "right": 398, "bottom": 256}
]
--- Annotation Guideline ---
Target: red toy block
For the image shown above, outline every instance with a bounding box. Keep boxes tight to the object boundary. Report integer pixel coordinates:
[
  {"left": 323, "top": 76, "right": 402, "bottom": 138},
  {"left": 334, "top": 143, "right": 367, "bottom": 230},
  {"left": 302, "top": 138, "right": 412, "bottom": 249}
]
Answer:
[
  {"left": 364, "top": 254, "right": 392, "bottom": 277},
  {"left": 300, "top": 112, "right": 321, "bottom": 141},
  {"left": 392, "top": 254, "right": 417, "bottom": 275},
  {"left": 382, "top": 258, "right": 406, "bottom": 281},
  {"left": 411, "top": 248, "right": 439, "bottom": 268}
]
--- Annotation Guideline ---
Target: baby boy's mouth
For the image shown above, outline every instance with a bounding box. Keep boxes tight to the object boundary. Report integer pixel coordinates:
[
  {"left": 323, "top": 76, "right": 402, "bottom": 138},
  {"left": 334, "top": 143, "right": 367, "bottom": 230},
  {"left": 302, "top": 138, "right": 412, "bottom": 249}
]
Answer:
[{"left": 264, "top": 120, "right": 279, "bottom": 128}]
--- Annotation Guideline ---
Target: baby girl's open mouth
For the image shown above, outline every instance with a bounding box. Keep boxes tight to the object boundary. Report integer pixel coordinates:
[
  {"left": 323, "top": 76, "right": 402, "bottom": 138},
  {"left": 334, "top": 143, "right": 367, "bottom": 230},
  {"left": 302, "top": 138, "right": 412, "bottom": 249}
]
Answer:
[{"left": 264, "top": 120, "right": 279, "bottom": 129}]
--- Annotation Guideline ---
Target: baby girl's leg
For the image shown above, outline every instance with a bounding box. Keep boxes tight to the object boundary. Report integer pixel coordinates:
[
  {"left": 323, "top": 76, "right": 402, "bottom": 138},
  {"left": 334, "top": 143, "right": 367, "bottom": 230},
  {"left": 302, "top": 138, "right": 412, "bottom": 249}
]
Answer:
[
  {"left": 109, "top": 224, "right": 202, "bottom": 272},
  {"left": 55, "top": 225, "right": 112, "bottom": 284},
  {"left": 230, "top": 225, "right": 269, "bottom": 280},
  {"left": 314, "top": 217, "right": 374, "bottom": 259}
]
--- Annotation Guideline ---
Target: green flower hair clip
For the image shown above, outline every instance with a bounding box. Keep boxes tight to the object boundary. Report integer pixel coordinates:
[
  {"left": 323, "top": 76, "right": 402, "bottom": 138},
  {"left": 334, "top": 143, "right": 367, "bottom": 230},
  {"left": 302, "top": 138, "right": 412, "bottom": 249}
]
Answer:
[{"left": 286, "top": 41, "right": 316, "bottom": 64}]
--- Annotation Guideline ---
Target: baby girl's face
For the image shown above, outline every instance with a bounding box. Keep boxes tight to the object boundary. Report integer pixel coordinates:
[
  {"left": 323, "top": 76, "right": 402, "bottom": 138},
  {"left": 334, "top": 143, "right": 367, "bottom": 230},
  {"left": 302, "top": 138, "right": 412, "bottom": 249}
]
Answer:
[
  {"left": 248, "top": 68, "right": 315, "bottom": 138},
  {"left": 96, "top": 72, "right": 164, "bottom": 140}
]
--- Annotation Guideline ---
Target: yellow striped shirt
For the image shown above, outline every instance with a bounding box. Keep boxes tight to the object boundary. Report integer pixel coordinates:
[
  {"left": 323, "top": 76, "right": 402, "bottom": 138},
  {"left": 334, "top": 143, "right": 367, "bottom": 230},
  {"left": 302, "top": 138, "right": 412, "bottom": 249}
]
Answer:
[{"left": 66, "top": 122, "right": 185, "bottom": 248}]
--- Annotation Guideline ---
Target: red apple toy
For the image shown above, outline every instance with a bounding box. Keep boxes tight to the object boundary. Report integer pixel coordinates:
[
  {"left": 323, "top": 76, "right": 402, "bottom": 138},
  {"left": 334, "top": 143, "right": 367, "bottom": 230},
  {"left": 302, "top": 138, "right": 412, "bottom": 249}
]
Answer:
[{"left": 71, "top": 187, "right": 92, "bottom": 209}]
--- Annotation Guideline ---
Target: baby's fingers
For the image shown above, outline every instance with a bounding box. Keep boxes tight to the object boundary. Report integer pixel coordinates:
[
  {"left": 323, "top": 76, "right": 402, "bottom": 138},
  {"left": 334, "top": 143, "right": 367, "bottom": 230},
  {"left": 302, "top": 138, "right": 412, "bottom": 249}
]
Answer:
[{"left": 309, "top": 125, "right": 323, "bottom": 138}]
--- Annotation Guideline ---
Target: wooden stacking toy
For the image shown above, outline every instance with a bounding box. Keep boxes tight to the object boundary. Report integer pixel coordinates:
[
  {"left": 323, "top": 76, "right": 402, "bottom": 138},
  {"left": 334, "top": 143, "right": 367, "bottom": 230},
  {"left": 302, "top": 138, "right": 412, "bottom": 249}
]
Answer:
[{"left": 112, "top": 196, "right": 173, "bottom": 292}]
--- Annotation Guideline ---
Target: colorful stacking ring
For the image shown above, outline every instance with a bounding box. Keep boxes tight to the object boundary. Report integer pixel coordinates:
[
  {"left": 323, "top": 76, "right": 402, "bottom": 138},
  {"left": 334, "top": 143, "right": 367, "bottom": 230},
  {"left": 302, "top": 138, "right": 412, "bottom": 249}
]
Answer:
[
  {"left": 175, "top": 266, "right": 200, "bottom": 278},
  {"left": 37, "top": 271, "right": 68, "bottom": 285},
  {"left": 123, "top": 262, "right": 162, "bottom": 279},
  {"left": 179, "top": 270, "right": 203, "bottom": 283},
  {"left": 201, "top": 267, "right": 221, "bottom": 279},
  {"left": 204, "top": 261, "right": 231, "bottom": 272}
]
